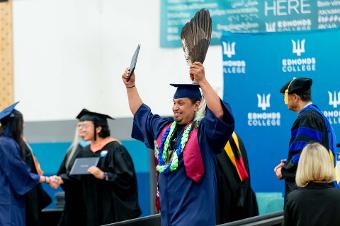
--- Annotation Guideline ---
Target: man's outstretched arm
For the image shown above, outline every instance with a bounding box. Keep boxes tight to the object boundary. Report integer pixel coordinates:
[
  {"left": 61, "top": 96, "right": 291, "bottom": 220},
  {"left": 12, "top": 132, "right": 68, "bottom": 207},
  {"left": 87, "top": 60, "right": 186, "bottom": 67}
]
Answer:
[{"left": 122, "top": 68, "right": 143, "bottom": 115}]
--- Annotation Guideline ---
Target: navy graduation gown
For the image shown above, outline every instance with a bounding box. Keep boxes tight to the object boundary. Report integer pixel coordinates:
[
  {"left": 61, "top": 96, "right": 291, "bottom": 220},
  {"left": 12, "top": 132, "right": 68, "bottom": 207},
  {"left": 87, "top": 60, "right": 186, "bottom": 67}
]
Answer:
[
  {"left": 0, "top": 136, "right": 40, "bottom": 226},
  {"left": 132, "top": 101, "right": 234, "bottom": 226}
]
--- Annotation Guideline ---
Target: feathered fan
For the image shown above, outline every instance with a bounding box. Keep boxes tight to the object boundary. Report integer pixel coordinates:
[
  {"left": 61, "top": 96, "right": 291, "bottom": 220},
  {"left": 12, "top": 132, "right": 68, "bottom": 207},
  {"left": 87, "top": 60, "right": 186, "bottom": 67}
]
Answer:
[{"left": 181, "top": 9, "right": 212, "bottom": 65}]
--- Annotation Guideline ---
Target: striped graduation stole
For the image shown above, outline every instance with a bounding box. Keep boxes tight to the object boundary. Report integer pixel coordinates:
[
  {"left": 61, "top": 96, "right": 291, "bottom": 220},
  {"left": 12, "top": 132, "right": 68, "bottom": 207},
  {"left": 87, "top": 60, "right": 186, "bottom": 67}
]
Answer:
[{"left": 224, "top": 132, "right": 249, "bottom": 182}]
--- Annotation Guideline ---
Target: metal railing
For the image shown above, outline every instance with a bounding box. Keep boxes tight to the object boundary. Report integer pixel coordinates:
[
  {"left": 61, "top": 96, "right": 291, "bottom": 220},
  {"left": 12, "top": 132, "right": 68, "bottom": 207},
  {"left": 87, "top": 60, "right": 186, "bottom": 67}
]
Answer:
[{"left": 103, "top": 211, "right": 284, "bottom": 226}]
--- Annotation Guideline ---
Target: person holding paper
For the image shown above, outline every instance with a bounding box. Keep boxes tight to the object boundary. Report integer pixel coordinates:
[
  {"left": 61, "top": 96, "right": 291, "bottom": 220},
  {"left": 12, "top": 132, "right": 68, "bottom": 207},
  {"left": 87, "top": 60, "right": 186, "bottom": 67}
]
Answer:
[
  {"left": 56, "top": 109, "right": 141, "bottom": 226},
  {"left": 57, "top": 124, "right": 89, "bottom": 226},
  {"left": 0, "top": 102, "right": 59, "bottom": 226},
  {"left": 121, "top": 61, "right": 234, "bottom": 226}
]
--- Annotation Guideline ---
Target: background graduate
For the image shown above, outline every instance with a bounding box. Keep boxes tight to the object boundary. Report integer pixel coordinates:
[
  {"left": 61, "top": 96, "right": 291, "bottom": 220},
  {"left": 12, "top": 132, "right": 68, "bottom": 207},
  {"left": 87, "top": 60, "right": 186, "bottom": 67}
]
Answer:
[
  {"left": 55, "top": 109, "right": 141, "bottom": 226},
  {"left": 24, "top": 140, "right": 52, "bottom": 226},
  {"left": 215, "top": 132, "right": 258, "bottom": 224},
  {"left": 57, "top": 124, "right": 89, "bottom": 226},
  {"left": 0, "top": 102, "right": 59, "bottom": 226}
]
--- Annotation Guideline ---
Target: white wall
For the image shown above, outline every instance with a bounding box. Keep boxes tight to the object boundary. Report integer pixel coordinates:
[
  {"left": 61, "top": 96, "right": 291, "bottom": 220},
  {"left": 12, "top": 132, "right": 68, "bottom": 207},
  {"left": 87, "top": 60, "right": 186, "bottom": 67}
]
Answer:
[{"left": 12, "top": 0, "right": 223, "bottom": 121}]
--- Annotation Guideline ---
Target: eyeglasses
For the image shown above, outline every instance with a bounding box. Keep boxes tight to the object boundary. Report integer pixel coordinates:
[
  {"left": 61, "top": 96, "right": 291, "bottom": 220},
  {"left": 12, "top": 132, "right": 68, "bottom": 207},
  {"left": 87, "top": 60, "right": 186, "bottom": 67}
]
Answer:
[{"left": 77, "top": 122, "right": 92, "bottom": 129}]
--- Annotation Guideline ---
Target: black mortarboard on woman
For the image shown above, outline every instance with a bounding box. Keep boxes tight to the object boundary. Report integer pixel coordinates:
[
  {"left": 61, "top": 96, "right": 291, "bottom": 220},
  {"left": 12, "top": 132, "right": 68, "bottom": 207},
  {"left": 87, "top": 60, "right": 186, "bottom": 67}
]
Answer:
[{"left": 76, "top": 109, "right": 114, "bottom": 141}]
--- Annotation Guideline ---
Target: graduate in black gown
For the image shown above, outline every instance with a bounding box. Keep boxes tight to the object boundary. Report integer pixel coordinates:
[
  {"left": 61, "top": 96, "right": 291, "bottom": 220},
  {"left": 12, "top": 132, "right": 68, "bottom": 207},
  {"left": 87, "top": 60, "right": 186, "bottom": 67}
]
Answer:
[
  {"left": 57, "top": 127, "right": 88, "bottom": 226},
  {"left": 274, "top": 78, "right": 337, "bottom": 197},
  {"left": 216, "top": 132, "right": 258, "bottom": 224},
  {"left": 57, "top": 109, "right": 141, "bottom": 226},
  {"left": 24, "top": 142, "right": 52, "bottom": 226}
]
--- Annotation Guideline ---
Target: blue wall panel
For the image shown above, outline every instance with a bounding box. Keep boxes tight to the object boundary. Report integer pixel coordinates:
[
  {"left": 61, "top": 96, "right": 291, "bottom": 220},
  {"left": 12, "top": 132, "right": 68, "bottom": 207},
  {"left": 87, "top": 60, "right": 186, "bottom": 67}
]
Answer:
[{"left": 222, "top": 29, "right": 340, "bottom": 193}]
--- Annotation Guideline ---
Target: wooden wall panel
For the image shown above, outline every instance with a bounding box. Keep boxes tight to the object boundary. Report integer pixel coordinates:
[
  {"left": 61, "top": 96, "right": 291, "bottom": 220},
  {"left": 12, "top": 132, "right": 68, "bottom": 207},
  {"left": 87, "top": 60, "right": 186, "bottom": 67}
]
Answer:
[{"left": 0, "top": 0, "right": 13, "bottom": 109}]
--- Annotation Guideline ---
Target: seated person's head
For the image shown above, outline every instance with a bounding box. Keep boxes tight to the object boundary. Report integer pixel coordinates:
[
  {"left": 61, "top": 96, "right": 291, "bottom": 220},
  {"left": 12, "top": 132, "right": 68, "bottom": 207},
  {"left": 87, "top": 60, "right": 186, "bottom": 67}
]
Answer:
[{"left": 296, "top": 142, "right": 335, "bottom": 187}]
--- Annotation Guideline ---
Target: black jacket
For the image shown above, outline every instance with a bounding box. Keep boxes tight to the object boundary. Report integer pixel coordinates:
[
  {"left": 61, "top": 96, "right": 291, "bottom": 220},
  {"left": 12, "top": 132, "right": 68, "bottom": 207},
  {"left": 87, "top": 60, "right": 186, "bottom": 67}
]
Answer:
[
  {"left": 284, "top": 182, "right": 340, "bottom": 226},
  {"left": 215, "top": 134, "right": 258, "bottom": 224}
]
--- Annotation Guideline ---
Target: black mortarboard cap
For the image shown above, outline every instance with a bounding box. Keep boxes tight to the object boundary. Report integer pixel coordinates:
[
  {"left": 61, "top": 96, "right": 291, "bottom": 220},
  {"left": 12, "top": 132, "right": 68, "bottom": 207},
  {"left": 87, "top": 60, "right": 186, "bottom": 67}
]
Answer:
[
  {"left": 170, "top": 83, "right": 202, "bottom": 100},
  {"left": 0, "top": 102, "right": 19, "bottom": 122},
  {"left": 76, "top": 109, "right": 114, "bottom": 125},
  {"left": 280, "top": 77, "right": 312, "bottom": 94}
]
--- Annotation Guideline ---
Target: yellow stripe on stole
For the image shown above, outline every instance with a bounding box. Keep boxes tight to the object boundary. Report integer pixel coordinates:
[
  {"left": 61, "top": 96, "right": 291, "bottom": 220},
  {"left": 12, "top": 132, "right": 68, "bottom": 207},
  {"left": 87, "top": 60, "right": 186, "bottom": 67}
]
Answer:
[{"left": 224, "top": 132, "right": 242, "bottom": 179}]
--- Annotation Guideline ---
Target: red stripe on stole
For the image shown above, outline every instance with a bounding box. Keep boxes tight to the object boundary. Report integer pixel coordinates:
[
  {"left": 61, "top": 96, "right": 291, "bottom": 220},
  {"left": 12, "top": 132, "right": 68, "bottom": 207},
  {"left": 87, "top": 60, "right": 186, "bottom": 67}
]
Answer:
[{"left": 235, "top": 156, "right": 249, "bottom": 181}]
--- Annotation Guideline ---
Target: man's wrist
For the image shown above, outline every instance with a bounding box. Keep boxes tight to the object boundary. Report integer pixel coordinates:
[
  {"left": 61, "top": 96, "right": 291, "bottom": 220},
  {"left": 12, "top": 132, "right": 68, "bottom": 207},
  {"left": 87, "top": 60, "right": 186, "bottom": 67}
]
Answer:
[
  {"left": 41, "top": 176, "right": 48, "bottom": 184},
  {"left": 126, "top": 85, "right": 135, "bottom": 89},
  {"left": 197, "top": 78, "right": 208, "bottom": 88}
]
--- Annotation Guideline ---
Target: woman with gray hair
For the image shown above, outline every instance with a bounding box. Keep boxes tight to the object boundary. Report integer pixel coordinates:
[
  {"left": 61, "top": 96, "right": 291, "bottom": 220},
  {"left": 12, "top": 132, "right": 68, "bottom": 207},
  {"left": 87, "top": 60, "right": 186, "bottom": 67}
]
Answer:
[
  {"left": 284, "top": 142, "right": 340, "bottom": 226},
  {"left": 57, "top": 123, "right": 89, "bottom": 226}
]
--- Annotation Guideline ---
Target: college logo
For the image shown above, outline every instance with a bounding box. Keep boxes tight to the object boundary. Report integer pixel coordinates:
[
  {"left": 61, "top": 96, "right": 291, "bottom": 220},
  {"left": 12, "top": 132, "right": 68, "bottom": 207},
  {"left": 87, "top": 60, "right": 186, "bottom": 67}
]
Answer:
[
  {"left": 265, "top": 22, "right": 276, "bottom": 32},
  {"left": 328, "top": 91, "right": 340, "bottom": 108},
  {"left": 292, "top": 39, "right": 305, "bottom": 56},
  {"left": 282, "top": 38, "right": 315, "bottom": 73},
  {"left": 257, "top": 94, "right": 271, "bottom": 110},
  {"left": 222, "top": 40, "right": 246, "bottom": 74},
  {"left": 324, "top": 91, "right": 340, "bottom": 125},
  {"left": 222, "top": 41, "right": 236, "bottom": 58},
  {"left": 248, "top": 93, "right": 280, "bottom": 127}
]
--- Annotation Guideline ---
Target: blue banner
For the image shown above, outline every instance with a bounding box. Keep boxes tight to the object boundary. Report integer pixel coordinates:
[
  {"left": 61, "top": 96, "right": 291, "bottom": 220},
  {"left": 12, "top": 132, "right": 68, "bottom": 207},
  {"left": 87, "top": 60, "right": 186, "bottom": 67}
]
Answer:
[
  {"left": 160, "top": 0, "right": 340, "bottom": 48},
  {"left": 222, "top": 29, "right": 340, "bottom": 192}
]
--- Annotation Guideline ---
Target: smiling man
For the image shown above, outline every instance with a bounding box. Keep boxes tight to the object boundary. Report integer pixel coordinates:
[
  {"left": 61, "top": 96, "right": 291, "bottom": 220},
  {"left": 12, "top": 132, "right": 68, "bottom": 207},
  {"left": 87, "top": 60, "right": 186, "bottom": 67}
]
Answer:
[{"left": 122, "top": 62, "right": 234, "bottom": 226}]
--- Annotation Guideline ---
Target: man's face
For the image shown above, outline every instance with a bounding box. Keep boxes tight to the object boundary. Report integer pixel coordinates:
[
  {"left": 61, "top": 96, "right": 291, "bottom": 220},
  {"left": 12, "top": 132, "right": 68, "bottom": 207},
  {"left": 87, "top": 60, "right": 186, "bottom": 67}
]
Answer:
[
  {"left": 77, "top": 121, "right": 96, "bottom": 141},
  {"left": 172, "top": 98, "right": 200, "bottom": 125},
  {"left": 287, "top": 94, "right": 299, "bottom": 112}
]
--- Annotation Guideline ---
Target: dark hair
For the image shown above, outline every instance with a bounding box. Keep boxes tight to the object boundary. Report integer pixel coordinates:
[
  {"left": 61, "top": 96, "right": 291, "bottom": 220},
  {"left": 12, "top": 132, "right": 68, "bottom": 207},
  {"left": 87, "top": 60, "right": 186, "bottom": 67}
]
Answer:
[
  {"left": 0, "top": 110, "right": 25, "bottom": 157},
  {"left": 296, "top": 89, "right": 312, "bottom": 102},
  {"left": 94, "top": 122, "right": 111, "bottom": 139},
  {"left": 189, "top": 98, "right": 201, "bottom": 104}
]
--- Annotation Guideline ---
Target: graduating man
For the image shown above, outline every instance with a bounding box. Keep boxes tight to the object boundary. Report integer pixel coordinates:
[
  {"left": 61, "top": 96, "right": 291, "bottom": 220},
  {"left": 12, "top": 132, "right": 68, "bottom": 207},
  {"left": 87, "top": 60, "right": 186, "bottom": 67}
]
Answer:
[
  {"left": 56, "top": 109, "right": 141, "bottom": 226},
  {"left": 122, "top": 61, "right": 234, "bottom": 226},
  {"left": 274, "top": 77, "right": 337, "bottom": 197}
]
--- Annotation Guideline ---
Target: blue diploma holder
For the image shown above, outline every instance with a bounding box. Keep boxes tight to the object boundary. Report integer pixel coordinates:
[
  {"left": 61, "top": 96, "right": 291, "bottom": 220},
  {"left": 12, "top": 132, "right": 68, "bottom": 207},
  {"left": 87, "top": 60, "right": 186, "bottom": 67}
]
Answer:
[{"left": 69, "top": 157, "right": 100, "bottom": 175}]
